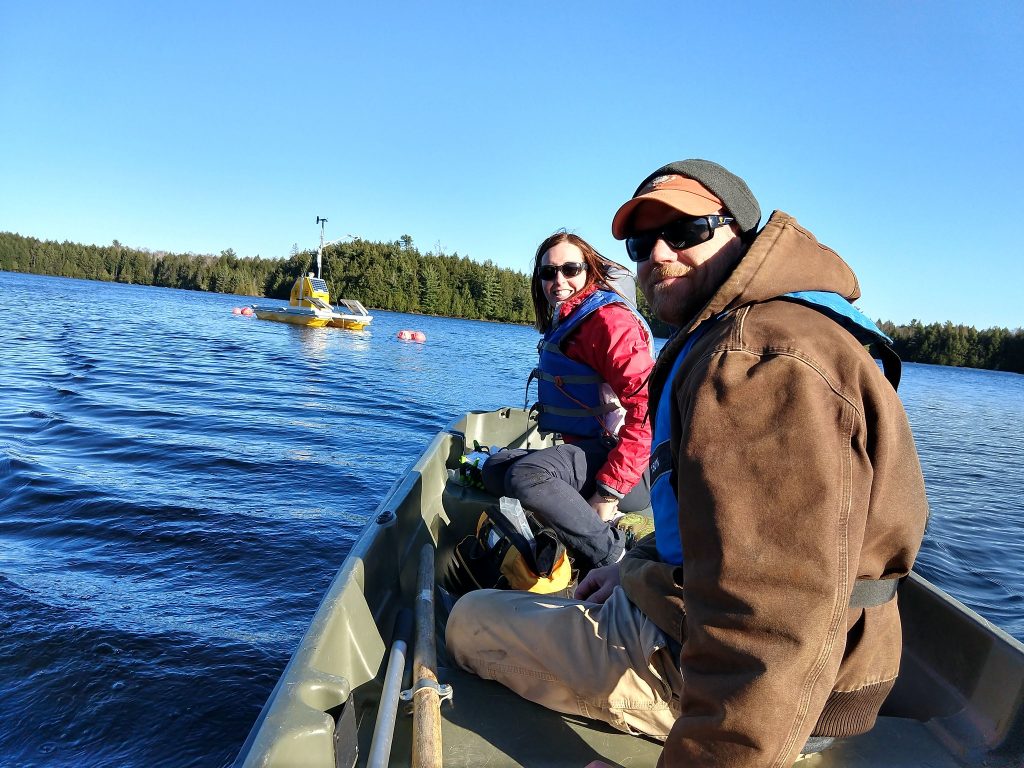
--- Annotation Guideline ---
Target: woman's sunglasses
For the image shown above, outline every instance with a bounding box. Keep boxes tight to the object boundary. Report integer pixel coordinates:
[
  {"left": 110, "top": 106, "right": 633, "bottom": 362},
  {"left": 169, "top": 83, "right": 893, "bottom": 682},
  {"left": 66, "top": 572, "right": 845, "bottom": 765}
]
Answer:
[
  {"left": 538, "top": 262, "right": 588, "bottom": 281},
  {"left": 625, "top": 215, "right": 735, "bottom": 263}
]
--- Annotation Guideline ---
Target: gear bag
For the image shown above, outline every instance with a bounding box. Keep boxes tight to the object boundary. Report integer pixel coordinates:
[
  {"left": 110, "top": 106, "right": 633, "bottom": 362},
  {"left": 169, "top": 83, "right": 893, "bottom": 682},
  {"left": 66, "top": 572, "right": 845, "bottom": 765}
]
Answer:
[{"left": 453, "top": 496, "right": 573, "bottom": 595}]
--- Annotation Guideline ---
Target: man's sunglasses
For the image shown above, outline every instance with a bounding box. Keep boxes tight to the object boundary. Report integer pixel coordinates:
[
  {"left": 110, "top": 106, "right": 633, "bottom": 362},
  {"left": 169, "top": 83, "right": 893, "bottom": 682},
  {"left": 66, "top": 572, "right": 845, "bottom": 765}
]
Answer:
[
  {"left": 538, "top": 262, "right": 588, "bottom": 281},
  {"left": 625, "top": 215, "right": 735, "bottom": 263}
]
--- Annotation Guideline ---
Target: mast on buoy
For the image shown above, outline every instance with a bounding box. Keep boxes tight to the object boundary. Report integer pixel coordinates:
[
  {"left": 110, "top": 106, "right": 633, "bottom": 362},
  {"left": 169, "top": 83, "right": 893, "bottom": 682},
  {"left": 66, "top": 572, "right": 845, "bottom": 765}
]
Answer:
[{"left": 316, "top": 216, "right": 328, "bottom": 279}]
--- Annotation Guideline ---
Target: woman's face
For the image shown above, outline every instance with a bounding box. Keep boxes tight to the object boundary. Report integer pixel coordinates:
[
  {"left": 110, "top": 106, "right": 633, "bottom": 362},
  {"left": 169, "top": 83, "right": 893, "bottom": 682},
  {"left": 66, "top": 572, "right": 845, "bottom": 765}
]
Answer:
[{"left": 540, "top": 241, "right": 590, "bottom": 308}]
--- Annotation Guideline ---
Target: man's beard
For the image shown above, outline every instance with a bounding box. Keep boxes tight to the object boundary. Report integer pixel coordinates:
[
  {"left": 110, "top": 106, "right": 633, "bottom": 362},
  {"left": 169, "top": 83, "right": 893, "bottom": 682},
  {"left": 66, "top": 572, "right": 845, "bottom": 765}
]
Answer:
[{"left": 641, "top": 264, "right": 694, "bottom": 327}]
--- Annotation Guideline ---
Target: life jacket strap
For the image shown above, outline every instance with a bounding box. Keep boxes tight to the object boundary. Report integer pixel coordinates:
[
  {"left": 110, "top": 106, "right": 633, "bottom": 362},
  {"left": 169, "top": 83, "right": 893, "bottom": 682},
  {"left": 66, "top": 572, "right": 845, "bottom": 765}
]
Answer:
[
  {"left": 525, "top": 369, "right": 538, "bottom": 409},
  {"left": 535, "top": 401, "right": 621, "bottom": 418},
  {"left": 532, "top": 369, "right": 604, "bottom": 385},
  {"left": 874, "top": 342, "right": 902, "bottom": 390},
  {"left": 525, "top": 366, "right": 607, "bottom": 409}
]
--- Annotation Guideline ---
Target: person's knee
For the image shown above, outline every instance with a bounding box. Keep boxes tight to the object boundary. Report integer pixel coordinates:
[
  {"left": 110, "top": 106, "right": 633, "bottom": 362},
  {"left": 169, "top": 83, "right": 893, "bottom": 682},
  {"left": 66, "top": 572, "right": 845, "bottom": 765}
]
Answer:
[
  {"left": 446, "top": 590, "right": 508, "bottom": 668},
  {"left": 505, "top": 461, "right": 553, "bottom": 495},
  {"left": 480, "top": 450, "right": 526, "bottom": 496},
  {"left": 446, "top": 590, "right": 497, "bottom": 646},
  {"left": 480, "top": 461, "right": 507, "bottom": 496}
]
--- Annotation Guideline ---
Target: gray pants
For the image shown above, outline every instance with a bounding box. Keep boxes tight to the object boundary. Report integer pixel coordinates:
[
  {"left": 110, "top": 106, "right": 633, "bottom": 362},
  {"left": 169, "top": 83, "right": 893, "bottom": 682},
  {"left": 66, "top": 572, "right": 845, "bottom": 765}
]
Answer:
[{"left": 481, "top": 439, "right": 648, "bottom": 570}]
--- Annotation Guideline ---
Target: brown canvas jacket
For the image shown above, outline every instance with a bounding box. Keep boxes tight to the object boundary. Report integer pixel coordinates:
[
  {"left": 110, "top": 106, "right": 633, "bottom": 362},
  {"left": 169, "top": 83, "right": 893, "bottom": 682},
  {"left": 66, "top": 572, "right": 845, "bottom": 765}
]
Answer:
[{"left": 619, "top": 211, "right": 929, "bottom": 767}]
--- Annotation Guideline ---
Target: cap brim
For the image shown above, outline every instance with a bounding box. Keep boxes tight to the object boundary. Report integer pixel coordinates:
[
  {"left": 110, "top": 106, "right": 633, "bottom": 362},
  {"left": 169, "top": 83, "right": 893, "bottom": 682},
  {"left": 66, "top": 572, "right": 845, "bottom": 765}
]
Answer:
[{"left": 611, "top": 189, "right": 724, "bottom": 239}]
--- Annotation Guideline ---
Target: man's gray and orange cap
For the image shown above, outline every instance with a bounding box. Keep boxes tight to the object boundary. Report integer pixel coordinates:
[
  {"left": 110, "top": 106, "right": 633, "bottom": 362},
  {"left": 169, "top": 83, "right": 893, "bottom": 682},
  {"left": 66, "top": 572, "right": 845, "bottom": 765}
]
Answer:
[{"left": 611, "top": 159, "right": 761, "bottom": 239}]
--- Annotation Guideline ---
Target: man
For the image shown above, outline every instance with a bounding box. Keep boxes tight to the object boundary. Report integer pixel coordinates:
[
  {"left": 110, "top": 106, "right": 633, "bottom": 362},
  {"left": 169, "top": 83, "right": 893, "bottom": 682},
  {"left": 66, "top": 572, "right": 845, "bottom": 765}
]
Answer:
[{"left": 446, "top": 159, "right": 929, "bottom": 766}]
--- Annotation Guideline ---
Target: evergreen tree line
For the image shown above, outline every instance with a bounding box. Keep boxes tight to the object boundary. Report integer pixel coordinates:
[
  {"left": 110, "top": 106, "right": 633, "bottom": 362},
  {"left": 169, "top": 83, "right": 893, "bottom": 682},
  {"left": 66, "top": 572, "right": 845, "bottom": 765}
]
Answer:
[
  {"left": 878, "top": 319, "right": 1024, "bottom": 374},
  {"left": 0, "top": 231, "right": 533, "bottom": 324},
  {"left": 2, "top": 230, "right": 1021, "bottom": 373}
]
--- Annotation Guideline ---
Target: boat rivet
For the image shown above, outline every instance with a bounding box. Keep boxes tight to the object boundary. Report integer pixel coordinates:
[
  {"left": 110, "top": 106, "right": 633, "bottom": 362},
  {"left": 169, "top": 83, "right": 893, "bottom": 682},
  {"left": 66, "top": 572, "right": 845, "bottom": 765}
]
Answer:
[{"left": 376, "top": 511, "right": 395, "bottom": 525}]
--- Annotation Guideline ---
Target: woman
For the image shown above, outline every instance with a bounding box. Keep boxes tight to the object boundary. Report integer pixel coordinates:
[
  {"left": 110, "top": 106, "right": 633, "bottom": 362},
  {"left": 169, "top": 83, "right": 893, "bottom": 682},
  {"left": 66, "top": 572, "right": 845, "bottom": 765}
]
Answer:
[{"left": 482, "top": 231, "right": 655, "bottom": 571}]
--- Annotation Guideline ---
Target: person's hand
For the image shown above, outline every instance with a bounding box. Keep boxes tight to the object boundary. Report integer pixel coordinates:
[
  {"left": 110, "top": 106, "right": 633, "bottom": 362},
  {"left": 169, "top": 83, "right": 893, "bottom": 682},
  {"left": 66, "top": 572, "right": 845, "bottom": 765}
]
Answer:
[
  {"left": 575, "top": 564, "right": 621, "bottom": 604},
  {"left": 587, "top": 492, "right": 619, "bottom": 522}
]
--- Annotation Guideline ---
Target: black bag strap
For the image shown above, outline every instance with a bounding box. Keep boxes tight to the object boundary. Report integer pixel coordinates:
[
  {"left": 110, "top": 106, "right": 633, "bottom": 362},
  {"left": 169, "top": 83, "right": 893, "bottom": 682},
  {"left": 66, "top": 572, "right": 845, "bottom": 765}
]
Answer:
[{"left": 485, "top": 499, "right": 540, "bottom": 574}]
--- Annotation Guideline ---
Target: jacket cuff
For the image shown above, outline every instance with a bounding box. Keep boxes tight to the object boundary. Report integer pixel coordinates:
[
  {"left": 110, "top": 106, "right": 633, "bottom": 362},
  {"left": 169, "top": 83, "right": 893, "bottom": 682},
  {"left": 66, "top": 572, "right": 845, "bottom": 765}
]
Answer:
[{"left": 620, "top": 555, "right": 686, "bottom": 643}]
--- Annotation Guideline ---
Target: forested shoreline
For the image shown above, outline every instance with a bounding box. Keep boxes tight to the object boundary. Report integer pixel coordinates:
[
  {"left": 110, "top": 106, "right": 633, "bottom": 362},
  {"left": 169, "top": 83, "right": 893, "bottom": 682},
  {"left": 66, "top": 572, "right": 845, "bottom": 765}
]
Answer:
[{"left": 3, "top": 231, "right": 1022, "bottom": 373}]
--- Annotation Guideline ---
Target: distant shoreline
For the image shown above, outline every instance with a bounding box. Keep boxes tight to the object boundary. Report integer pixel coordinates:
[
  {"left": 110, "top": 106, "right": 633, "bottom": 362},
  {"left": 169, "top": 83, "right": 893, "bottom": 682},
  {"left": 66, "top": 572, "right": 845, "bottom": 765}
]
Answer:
[{"left": 2, "top": 231, "right": 1021, "bottom": 373}]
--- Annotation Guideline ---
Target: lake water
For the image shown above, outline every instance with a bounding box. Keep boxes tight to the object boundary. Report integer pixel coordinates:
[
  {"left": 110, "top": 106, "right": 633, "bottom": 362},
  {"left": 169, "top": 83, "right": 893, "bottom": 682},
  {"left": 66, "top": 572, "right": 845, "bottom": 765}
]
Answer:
[{"left": 1, "top": 271, "right": 1021, "bottom": 767}]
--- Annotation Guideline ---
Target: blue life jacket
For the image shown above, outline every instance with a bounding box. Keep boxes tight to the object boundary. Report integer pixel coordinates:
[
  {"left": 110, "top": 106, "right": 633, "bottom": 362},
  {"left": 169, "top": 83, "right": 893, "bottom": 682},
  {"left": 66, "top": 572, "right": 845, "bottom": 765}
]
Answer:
[
  {"left": 527, "top": 289, "right": 651, "bottom": 439},
  {"left": 651, "top": 291, "right": 900, "bottom": 567}
]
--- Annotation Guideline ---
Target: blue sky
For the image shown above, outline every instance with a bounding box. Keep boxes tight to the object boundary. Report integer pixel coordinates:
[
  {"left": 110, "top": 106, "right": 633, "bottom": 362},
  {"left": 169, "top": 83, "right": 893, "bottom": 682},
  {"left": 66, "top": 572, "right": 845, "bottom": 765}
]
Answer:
[{"left": 2, "top": 1, "right": 1021, "bottom": 330}]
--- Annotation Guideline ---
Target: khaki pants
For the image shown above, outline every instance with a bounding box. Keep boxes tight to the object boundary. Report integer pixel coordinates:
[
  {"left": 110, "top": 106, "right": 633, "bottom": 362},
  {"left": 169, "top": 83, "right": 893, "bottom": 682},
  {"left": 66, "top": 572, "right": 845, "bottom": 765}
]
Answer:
[{"left": 445, "top": 586, "right": 682, "bottom": 739}]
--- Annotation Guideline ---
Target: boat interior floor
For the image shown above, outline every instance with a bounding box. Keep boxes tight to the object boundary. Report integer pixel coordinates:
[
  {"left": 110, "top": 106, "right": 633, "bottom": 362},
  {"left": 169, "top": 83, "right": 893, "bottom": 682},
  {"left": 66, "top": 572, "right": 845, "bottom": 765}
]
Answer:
[
  {"left": 352, "top": 648, "right": 976, "bottom": 768},
  {"left": 351, "top": 573, "right": 986, "bottom": 767}
]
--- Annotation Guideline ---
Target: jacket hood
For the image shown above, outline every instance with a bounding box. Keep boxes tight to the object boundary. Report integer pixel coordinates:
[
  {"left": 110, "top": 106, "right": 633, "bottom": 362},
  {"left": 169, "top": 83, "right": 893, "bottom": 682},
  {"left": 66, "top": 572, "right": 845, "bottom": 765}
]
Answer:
[{"left": 686, "top": 211, "right": 861, "bottom": 333}]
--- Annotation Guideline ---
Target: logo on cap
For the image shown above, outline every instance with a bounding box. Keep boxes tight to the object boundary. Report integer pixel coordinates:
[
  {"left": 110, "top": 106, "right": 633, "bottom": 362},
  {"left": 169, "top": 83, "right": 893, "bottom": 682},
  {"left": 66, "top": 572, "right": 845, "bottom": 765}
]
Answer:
[{"left": 648, "top": 175, "right": 677, "bottom": 189}]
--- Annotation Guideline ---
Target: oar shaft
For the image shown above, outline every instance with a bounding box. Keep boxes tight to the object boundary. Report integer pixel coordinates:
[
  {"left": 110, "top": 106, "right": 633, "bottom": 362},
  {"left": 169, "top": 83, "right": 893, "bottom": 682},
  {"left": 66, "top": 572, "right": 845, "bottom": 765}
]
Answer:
[
  {"left": 366, "top": 605, "right": 411, "bottom": 768},
  {"left": 412, "top": 544, "right": 443, "bottom": 768}
]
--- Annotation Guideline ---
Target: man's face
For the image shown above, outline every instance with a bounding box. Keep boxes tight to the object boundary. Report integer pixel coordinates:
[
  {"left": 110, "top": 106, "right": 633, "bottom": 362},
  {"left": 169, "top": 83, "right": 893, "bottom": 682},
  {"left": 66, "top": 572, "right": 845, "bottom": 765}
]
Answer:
[{"left": 636, "top": 212, "right": 743, "bottom": 327}]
